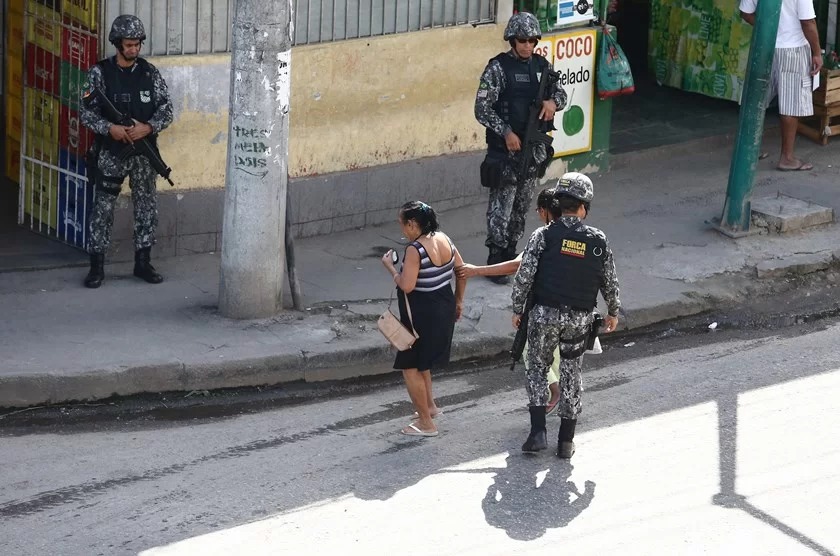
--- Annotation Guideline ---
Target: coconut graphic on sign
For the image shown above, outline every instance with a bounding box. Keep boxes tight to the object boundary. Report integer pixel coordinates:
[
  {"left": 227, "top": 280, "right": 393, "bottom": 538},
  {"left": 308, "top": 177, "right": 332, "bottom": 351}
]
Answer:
[{"left": 561, "top": 88, "right": 584, "bottom": 136}]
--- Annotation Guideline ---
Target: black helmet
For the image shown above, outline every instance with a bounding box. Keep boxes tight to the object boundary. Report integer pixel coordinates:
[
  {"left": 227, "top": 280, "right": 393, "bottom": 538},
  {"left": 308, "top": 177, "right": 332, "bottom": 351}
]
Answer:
[{"left": 109, "top": 15, "right": 146, "bottom": 44}]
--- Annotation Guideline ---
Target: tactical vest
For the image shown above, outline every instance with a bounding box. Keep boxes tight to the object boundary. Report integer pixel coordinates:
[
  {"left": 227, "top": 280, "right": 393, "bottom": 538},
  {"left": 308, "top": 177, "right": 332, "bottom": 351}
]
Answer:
[
  {"left": 533, "top": 222, "right": 606, "bottom": 311},
  {"left": 486, "top": 53, "right": 550, "bottom": 152},
  {"left": 97, "top": 57, "right": 157, "bottom": 155}
]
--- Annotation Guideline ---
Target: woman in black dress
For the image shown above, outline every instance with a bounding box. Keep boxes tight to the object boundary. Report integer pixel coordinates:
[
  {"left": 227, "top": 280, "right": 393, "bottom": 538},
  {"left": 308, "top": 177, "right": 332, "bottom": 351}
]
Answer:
[{"left": 381, "top": 201, "right": 466, "bottom": 437}]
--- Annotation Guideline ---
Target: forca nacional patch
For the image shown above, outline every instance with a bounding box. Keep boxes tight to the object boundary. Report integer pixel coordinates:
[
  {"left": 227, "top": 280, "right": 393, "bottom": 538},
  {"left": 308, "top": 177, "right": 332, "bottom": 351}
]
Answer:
[{"left": 561, "top": 238, "right": 586, "bottom": 258}]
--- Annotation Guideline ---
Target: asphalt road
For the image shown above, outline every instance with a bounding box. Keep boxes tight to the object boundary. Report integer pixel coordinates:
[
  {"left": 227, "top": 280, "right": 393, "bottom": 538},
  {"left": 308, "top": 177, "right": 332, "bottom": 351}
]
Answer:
[{"left": 2, "top": 303, "right": 840, "bottom": 555}]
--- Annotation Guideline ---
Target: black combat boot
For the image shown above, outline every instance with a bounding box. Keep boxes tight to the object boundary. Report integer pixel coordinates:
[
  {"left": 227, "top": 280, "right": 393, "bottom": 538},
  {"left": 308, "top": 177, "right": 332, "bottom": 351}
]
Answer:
[
  {"left": 521, "top": 406, "right": 548, "bottom": 453},
  {"left": 557, "top": 418, "right": 577, "bottom": 459},
  {"left": 84, "top": 253, "right": 105, "bottom": 289},
  {"left": 503, "top": 243, "right": 518, "bottom": 262},
  {"left": 486, "top": 245, "right": 502, "bottom": 265},
  {"left": 133, "top": 247, "right": 164, "bottom": 284},
  {"left": 486, "top": 246, "right": 510, "bottom": 285}
]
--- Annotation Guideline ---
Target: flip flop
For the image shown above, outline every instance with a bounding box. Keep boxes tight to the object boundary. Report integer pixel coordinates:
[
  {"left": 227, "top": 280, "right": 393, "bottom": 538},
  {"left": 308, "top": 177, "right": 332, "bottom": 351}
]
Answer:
[
  {"left": 759, "top": 152, "right": 769, "bottom": 160},
  {"left": 411, "top": 410, "right": 442, "bottom": 420},
  {"left": 401, "top": 423, "right": 439, "bottom": 437},
  {"left": 777, "top": 161, "right": 813, "bottom": 171}
]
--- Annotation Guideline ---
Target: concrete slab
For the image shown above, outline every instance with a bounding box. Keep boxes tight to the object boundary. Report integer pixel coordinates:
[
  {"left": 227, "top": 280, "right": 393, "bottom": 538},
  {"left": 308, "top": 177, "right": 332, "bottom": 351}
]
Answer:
[
  {"left": 755, "top": 252, "right": 834, "bottom": 279},
  {"left": 751, "top": 195, "right": 834, "bottom": 233}
]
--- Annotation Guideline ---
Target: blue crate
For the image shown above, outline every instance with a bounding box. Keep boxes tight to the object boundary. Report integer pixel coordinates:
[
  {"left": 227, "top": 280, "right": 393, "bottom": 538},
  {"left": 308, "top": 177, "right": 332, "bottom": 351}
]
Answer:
[{"left": 57, "top": 149, "right": 93, "bottom": 247}]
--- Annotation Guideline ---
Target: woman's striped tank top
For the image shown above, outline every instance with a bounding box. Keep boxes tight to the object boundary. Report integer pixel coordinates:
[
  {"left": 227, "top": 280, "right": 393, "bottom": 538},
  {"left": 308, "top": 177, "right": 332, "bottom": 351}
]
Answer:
[{"left": 409, "top": 239, "right": 455, "bottom": 292}]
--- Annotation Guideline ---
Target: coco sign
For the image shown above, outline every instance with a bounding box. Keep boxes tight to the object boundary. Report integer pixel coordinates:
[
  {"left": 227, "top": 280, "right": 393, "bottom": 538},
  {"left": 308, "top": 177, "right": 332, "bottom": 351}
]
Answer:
[
  {"left": 550, "top": 28, "right": 597, "bottom": 157},
  {"left": 534, "top": 39, "right": 552, "bottom": 60}
]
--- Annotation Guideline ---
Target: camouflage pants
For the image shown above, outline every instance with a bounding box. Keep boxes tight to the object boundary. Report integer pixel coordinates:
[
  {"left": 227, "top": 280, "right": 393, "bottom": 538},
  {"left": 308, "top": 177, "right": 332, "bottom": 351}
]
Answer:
[
  {"left": 87, "top": 149, "right": 158, "bottom": 254},
  {"left": 525, "top": 306, "right": 594, "bottom": 417},
  {"left": 485, "top": 162, "right": 538, "bottom": 251}
]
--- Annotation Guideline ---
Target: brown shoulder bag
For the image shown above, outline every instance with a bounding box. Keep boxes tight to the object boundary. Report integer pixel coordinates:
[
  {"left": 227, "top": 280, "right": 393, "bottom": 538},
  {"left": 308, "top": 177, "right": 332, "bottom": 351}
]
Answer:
[{"left": 378, "top": 289, "right": 418, "bottom": 351}]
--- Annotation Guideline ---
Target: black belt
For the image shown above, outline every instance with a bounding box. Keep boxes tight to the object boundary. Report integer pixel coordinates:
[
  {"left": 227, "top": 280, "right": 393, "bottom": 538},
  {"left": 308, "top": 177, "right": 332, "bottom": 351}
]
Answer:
[{"left": 533, "top": 299, "right": 593, "bottom": 313}]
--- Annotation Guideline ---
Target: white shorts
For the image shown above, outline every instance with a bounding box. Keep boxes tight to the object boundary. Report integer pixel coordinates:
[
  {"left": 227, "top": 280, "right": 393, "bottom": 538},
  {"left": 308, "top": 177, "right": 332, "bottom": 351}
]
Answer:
[{"left": 769, "top": 45, "right": 814, "bottom": 117}]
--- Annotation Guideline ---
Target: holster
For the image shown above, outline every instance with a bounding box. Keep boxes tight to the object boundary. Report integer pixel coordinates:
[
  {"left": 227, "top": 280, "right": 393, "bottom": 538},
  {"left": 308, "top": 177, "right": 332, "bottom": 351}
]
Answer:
[
  {"left": 85, "top": 138, "right": 102, "bottom": 189},
  {"left": 537, "top": 144, "right": 555, "bottom": 179},
  {"left": 480, "top": 151, "right": 507, "bottom": 189},
  {"left": 556, "top": 312, "right": 602, "bottom": 360},
  {"left": 586, "top": 313, "right": 604, "bottom": 351}
]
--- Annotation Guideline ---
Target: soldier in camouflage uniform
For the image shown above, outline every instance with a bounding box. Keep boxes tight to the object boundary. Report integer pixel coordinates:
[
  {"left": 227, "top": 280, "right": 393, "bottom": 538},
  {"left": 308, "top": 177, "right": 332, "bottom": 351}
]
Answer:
[
  {"left": 511, "top": 173, "right": 621, "bottom": 458},
  {"left": 474, "top": 12, "right": 567, "bottom": 285},
  {"left": 80, "top": 15, "right": 174, "bottom": 288}
]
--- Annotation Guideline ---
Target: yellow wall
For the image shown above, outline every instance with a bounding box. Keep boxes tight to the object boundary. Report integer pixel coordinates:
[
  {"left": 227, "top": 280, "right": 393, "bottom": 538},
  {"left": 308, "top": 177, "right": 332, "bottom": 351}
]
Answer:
[{"left": 151, "top": 23, "right": 505, "bottom": 190}]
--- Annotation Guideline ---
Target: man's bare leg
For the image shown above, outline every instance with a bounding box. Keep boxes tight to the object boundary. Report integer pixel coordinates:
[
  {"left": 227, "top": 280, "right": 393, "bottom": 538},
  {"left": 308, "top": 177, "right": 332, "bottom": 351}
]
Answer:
[{"left": 778, "top": 115, "right": 812, "bottom": 170}]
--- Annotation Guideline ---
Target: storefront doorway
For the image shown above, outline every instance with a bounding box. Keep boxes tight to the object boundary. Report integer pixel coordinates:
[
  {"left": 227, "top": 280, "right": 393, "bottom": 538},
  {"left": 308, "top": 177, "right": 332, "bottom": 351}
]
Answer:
[
  {"left": 607, "top": 0, "right": 751, "bottom": 154},
  {"left": 610, "top": 75, "right": 745, "bottom": 154},
  {"left": 1, "top": 0, "right": 96, "bottom": 271}
]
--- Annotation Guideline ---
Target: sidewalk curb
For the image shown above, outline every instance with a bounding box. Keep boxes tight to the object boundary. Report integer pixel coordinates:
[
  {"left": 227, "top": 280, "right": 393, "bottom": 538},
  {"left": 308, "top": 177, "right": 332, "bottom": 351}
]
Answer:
[
  {"left": 0, "top": 295, "right": 727, "bottom": 408},
  {"left": 2, "top": 236, "right": 838, "bottom": 409},
  {"left": 0, "top": 335, "right": 511, "bottom": 408}
]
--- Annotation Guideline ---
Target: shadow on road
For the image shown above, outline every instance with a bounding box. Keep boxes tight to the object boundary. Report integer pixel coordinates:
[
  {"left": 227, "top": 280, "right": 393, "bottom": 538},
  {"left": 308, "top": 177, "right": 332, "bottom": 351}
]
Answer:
[
  {"left": 480, "top": 455, "right": 595, "bottom": 540},
  {"left": 713, "top": 390, "right": 836, "bottom": 556}
]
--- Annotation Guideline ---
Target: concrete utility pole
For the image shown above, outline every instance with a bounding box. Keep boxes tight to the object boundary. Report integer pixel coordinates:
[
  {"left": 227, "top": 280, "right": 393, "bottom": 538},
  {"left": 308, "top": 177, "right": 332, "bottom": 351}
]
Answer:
[
  {"left": 219, "top": 1, "right": 293, "bottom": 318},
  {"left": 717, "top": 0, "right": 782, "bottom": 236}
]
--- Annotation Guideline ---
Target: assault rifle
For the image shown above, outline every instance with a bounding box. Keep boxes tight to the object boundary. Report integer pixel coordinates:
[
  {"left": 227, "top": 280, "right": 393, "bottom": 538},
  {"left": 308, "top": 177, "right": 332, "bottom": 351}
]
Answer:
[
  {"left": 83, "top": 87, "right": 175, "bottom": 186},
  {"left": 510, "top": 290, "right": 535, "bottom": 371},
  {"left": 516, "top": 66, "right": 560, "bottom": 184}
]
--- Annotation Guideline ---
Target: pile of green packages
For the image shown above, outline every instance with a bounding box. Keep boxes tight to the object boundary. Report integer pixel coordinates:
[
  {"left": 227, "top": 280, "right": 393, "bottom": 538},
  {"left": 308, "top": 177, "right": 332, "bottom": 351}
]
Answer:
[{"left": 648, "top": 0, "right": 754, "bottom": 101}]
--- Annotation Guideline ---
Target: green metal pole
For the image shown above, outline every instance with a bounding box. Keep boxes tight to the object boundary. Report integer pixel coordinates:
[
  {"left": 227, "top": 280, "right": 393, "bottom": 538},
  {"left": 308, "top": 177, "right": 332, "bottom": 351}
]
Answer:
[{"left": 718, "top": 0, "right": 782, "bottom": 234}]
